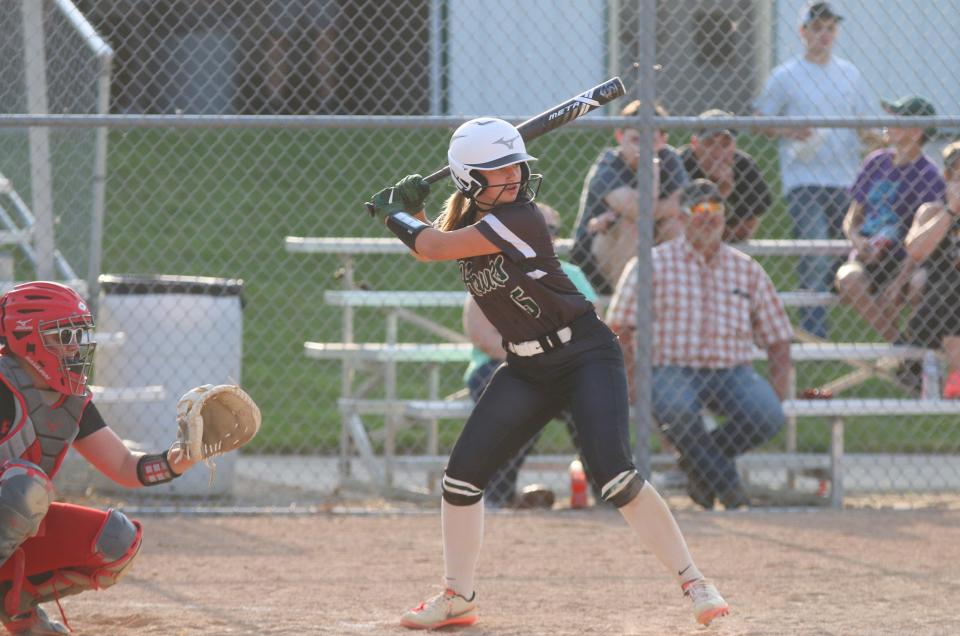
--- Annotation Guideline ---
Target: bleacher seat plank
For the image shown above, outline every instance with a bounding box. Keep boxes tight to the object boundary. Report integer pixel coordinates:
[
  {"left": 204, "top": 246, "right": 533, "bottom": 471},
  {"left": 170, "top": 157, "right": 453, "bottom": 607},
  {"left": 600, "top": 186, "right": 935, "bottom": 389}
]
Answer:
[
  {"left": 286, "top": 236, "right": 852, "bottom": 258},
  {"left": 342, "top": 396, "right": 960, "bottom": 508},
  {"left": 306, "top": 342, "right": 472, "bottom": 363},
  {"left": 307, "top": 341, "right": 926, "bottom": 364},
  {"left": 324, "top": 289, "right": 839, "bottom": 308}
]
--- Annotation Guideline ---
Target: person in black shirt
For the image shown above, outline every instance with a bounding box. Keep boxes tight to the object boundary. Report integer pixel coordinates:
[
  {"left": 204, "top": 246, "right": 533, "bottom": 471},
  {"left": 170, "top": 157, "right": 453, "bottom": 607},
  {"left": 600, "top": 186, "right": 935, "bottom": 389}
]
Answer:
[
  {"left": 367, "top": 117, "right": 728, "bottom": 630},
  {"left": 680, "top": 109, "right": 773, "bottom": 243},
  {"left": 0, "top": 281, "right": 210, "bottom": 634},
  {"left": 905, "top": 141, "right": 960, "bottom": 395}
]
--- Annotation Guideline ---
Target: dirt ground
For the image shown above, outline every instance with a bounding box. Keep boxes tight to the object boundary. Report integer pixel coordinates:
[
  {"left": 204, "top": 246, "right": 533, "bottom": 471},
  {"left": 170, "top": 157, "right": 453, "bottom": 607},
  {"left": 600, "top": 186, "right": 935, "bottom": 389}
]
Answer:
[{"left": 54, "top": 503, "right": 958, "bottom": 636}]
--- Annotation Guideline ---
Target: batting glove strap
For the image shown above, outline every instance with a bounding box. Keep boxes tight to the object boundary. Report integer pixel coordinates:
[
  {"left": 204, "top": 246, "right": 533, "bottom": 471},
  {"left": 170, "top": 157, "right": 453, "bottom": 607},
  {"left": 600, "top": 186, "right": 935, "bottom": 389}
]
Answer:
[
  {"left": 386, "top": 211, "right": 430, "bottom": 252},
  {"left": 136, "top": 451, "right": 180, "bottom": 486}
]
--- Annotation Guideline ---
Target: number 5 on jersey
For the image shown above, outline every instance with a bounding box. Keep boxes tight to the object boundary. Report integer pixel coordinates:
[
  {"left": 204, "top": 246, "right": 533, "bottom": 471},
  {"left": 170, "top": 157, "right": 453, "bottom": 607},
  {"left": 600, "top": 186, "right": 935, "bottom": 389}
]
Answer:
[{"left": 510, "top": 287, "right": 541, "bottom": 318}]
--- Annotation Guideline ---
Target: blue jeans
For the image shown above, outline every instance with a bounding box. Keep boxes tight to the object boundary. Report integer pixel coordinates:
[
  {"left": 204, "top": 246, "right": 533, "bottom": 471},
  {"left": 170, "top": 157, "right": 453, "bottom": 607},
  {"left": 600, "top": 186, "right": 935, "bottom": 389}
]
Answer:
[
  {"left": 652, "top": 365, "right": 784, "bottom": 500},
  {"left": 787, "top": 185, "right": 850, "bottom": 338}
]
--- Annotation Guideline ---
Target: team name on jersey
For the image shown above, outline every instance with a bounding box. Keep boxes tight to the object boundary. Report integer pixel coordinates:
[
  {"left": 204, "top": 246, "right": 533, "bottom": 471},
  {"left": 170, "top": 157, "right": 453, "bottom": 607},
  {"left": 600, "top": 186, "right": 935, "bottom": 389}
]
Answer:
[{"left": 459, "top": 254, "right": 509, "bottom": 296}]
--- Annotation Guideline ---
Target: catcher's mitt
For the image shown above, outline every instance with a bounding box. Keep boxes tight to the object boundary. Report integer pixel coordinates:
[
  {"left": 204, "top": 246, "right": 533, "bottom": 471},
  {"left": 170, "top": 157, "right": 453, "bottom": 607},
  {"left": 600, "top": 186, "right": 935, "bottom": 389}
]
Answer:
[{"left": 175, "top": 384, "right": 261, "bottom": 461}]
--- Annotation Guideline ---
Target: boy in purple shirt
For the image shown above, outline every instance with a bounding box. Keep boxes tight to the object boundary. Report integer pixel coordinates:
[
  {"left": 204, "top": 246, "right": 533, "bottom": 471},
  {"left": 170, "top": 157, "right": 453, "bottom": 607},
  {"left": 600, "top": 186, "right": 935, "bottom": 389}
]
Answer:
[{"left": 836, "top": 95, "right": 945, "bottom": 342}]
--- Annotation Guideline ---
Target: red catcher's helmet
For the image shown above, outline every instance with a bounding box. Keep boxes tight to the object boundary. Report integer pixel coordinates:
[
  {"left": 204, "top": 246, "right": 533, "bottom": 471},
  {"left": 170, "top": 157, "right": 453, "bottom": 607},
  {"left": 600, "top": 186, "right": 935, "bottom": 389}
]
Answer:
[{"left": 0, "top": 282, "right": 96, "bottom": 395}]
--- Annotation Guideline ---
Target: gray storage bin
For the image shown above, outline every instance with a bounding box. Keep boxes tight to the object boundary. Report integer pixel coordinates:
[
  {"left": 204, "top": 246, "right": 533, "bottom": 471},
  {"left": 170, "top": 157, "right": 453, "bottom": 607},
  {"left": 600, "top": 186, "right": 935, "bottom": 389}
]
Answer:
[{"left": 90, "top": 274, "right": 245, "bottom": 496}]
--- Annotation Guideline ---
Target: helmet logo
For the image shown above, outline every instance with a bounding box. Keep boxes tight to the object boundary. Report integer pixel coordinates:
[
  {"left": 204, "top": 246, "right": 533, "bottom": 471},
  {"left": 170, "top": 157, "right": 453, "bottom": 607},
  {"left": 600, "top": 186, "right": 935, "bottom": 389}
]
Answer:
[
  {"left": 77, "top": 301, "right": 87, "bottom": 312},
  {"left": 15, "top": 320, "right": 31, "bottom": 331},
  {"left": 493, "top": 135, "right": 519, "bottom": 150}
]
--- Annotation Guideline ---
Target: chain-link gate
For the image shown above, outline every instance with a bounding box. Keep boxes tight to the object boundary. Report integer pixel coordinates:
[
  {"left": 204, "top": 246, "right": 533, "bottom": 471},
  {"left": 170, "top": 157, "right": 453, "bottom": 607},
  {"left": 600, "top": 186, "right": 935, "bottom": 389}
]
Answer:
[{"left": 1, "top": 0, "right": 960, "bottom": 511}]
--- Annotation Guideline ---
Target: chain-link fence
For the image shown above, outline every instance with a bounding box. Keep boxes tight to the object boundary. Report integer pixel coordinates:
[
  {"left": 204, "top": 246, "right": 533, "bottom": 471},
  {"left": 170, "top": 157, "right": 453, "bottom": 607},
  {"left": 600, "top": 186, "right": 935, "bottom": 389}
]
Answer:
[
  {"left": 0, "top": 0, "right": 110, "bottom": 286},
  {"left": 2, "top": 0, "right": 960, "bottom": 511}
]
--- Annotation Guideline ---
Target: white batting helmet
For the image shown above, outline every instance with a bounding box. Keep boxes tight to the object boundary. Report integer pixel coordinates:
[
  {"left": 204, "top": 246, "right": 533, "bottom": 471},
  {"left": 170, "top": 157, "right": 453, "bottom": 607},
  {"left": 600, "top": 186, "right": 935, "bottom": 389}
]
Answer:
[{"left": 447, "top": 118, "right": 537, "bottom": 198}]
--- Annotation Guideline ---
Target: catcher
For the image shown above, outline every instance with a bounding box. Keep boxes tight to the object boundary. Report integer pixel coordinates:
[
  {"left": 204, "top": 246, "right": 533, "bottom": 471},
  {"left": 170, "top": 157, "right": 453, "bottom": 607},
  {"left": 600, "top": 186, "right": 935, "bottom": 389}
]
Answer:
[{"left": 0, "top": 281, "right": 260, "bottom": 634}]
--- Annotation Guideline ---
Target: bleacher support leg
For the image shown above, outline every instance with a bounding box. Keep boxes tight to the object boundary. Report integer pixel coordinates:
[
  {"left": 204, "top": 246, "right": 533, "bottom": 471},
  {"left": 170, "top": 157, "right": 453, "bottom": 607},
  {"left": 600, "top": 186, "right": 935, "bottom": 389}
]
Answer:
[{"left": 829, "top": 416, "right": 844, "bottom": 508}]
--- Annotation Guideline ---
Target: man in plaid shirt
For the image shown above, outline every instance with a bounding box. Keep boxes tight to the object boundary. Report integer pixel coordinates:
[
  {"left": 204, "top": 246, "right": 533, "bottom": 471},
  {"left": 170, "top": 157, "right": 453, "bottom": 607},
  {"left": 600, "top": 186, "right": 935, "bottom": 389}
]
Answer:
[{"left": 607, "top": 179, "right": 793, "bottom": 509}]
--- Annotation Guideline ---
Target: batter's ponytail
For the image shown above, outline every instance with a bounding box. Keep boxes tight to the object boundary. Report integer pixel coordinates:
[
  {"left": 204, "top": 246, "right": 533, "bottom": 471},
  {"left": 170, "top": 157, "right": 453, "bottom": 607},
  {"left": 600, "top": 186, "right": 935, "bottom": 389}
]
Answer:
[{"left": 435, "top": 190, "right": 477, "bottom": 232}]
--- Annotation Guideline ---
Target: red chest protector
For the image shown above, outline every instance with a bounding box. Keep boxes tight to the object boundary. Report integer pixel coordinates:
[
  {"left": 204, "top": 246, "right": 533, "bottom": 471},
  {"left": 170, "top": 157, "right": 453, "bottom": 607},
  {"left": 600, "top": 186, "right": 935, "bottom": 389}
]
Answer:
[{"left": 0, "top": 357, "right": 90, "bottom": 478}]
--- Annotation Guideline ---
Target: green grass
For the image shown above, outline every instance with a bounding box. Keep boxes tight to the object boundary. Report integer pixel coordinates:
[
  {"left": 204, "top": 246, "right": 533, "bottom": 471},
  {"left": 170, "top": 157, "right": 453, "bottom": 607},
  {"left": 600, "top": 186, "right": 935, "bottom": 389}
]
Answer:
[{"left": 97, "top": 127, "right": 959, "bottom": 457}]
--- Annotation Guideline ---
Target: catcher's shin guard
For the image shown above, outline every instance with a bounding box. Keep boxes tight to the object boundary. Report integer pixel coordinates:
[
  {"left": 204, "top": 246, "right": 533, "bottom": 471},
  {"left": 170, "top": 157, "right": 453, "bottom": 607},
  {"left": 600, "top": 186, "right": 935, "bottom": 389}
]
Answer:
[
  {"left": 2, "top": 509, "right": 142, "bottom": 621},
  {"left": 0, "top": 462, "right": 54, "bottom": 567}
]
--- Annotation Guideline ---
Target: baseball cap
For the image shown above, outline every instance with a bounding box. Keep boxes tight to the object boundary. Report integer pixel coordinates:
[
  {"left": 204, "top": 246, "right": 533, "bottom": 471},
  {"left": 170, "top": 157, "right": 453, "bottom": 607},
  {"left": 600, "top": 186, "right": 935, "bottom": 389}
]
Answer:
[
  {"left": 799, "top": 2, "right": 844, "bottom": 27},
  {"left": 942, "top": 141, "right": 960, "bottom": 173},
  {"left": 682, "top": 179, "right": 724, "bottom": 211},
  {"left": 696, "top": 109, "right": 737, "bottom": 140},
  {"left": 881, "top": 95, "right": 937, "bottom": 139},
  {"left": 881, "top": 95, "right": 936, "bottom": 118}
]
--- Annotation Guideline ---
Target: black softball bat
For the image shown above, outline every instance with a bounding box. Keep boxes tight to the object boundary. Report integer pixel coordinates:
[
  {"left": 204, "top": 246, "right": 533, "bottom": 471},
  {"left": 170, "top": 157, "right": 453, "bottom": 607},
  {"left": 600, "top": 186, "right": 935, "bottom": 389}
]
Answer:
[{"left": 364, "top": 76, "right": 626, "bottom": 216}]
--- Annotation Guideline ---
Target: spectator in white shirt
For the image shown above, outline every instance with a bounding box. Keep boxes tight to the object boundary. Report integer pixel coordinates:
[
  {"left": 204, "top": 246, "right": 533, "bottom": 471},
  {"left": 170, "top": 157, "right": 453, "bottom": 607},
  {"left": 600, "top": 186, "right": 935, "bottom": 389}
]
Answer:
[{"left": 754, "top": 1, "right": 879, "bottom": 338}]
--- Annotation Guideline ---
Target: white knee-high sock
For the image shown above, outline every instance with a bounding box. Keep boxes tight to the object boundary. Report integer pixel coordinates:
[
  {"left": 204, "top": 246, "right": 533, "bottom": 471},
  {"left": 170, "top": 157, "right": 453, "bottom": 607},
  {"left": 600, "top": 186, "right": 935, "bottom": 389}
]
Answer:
[
  {"left": 442, "top": 498, "right": 484, "bottom": 598},
  {"left": 618, "top": 481, "right": 704, "bottom": 586}
]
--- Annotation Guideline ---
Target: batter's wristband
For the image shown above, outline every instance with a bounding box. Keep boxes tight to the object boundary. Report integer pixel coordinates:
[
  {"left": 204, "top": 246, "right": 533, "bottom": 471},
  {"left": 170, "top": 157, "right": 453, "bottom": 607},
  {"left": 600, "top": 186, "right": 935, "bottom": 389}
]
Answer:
[
  {"left": 385, "top": 212, "right": 430, "bottom": 252},
  {"left": 136, "top": 451, "right": 179, "bottom": 486}
]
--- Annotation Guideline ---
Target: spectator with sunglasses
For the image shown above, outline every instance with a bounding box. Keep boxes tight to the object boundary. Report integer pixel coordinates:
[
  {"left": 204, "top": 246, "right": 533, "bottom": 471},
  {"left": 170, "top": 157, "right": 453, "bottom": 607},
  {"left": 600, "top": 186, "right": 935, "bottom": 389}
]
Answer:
[
  {"left": 607, "top": 180, "right": 793, "bottom": 509},
  {"left": 462, "top": 203, "right": 601, "bottom": 508}
]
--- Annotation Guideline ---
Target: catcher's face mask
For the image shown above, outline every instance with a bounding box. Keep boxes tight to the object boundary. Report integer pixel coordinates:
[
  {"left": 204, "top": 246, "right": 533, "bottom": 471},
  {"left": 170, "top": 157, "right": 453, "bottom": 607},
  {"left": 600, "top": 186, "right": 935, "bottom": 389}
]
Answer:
[
  {"left": 0, "top": 281, "right": 96, "bottom": 396},
  {"left": 38, "top": 317, "right": 97, "bottom": 395}
]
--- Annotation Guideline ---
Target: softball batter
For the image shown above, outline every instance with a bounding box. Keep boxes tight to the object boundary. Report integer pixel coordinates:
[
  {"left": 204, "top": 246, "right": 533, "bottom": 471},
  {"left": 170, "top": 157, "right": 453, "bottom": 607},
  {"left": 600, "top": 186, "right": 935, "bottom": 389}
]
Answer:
[{"left": 367, "top": 117, "right": 729, "bottom": 630}]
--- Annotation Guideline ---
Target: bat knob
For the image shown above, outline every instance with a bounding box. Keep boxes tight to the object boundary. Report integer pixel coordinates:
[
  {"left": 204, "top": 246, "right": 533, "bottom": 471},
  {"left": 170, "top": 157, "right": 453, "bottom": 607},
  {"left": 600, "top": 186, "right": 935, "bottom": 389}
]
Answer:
[{"left": 364, "top": 201, "right": 376, "bottom": 217}]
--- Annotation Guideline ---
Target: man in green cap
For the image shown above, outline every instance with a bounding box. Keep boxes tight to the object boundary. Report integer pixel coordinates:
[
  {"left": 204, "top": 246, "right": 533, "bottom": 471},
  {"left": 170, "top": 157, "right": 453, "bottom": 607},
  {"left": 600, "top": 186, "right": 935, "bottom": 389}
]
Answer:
[{"left": 836, "top": 95, "right": 945, "bottom": 346}]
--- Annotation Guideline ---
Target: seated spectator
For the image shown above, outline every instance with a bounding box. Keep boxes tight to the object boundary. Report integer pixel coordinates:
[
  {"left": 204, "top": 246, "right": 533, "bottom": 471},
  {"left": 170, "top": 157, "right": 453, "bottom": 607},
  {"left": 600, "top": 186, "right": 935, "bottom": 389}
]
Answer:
[
  {"left": 588, "top": 155, "right": 661, "bottom": 297},
  {"left": 463, "top": 203, "right": 601, "bottom": 507},
  {"left": 571, "top": 100, "right": 689, "bottom": 294},
  {"left": 904, "top": 141, "right": 960, "bottom": 396},
  {"left": 606, "top": 179, "right": 793, "bottom": 509},
  {"left": 836, "top": 95, "right": 945, "bottom": 343},
  {"left": 679, "top": 109, "right": 773, "bottom": 243}
]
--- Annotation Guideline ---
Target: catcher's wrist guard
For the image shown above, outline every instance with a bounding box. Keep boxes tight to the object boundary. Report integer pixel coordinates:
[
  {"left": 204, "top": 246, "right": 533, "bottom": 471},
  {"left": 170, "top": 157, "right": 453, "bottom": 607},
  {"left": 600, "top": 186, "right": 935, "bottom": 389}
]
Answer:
[
  {"left": 137, "top": 451, "right": 179, "bottom": 486},
  {"left": 385, "top": 211, "right": 429, "bottom": 252}
]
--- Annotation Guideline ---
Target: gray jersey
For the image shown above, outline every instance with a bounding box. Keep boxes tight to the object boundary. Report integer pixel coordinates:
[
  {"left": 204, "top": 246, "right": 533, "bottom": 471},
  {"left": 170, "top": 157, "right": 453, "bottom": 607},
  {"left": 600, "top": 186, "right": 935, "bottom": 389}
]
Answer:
[{"left": 461, "top": 200, "right": 593, "bottom": 343}]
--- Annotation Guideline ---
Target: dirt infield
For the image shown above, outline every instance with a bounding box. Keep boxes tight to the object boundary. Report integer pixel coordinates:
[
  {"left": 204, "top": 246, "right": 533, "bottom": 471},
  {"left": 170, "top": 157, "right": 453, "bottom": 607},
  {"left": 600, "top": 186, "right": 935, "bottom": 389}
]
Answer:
[{"left": 57, "top": 504, "right": 958, "bottom": 635}]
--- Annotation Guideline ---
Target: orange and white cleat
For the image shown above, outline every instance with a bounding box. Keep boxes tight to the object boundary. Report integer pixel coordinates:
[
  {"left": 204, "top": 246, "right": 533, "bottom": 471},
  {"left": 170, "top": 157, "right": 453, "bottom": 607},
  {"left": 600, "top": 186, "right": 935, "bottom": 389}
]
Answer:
[
  {"left": 400, "top": 588, "right": 478, "bottom": 630},
  {"left": 682, "top": 578, "right": 729, "bottom": 626}
]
